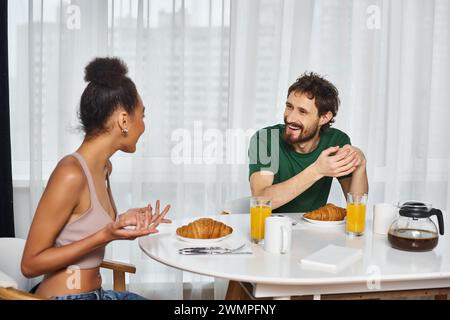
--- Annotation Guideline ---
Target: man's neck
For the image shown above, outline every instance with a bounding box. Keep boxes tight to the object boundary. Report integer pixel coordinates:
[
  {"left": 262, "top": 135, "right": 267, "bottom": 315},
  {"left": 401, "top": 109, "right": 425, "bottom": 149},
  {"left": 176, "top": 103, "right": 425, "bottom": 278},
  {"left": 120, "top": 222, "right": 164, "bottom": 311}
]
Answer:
[{"left": 292, "top": 134, "right": 321, "bottom": 154}]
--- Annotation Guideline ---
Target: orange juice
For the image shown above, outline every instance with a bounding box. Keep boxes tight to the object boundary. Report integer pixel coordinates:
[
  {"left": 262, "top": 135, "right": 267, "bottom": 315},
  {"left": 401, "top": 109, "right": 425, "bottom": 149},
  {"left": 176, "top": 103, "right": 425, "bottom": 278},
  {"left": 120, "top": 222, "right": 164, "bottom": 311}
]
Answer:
[
  {"left": 346, "top": 203, "right": 366, "bottom": 234},
  {"left": 250, "top": 205, "right": 272, "bottom": 242}
]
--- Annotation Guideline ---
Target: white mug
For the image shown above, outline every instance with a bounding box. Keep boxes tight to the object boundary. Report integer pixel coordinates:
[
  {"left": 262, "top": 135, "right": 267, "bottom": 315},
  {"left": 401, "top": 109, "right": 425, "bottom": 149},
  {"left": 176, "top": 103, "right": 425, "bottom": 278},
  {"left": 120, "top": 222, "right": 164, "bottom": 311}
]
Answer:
[
  {"left": 263, "top": 216, "right": 292, "bottom": 254},
  {"left": 373, "top": 203, "right": 399, "bottom": 235}
]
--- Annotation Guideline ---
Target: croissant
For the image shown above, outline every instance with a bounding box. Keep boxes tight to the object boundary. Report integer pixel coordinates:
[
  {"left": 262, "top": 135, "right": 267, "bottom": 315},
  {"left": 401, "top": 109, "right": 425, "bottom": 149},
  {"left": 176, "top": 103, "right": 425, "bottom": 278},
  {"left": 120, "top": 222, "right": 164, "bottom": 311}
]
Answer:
[
  {"left": 303, "top": 203, "right": 346, "bottom": 221},
  {"left": 176, "top": 218, "right": 233, "bottom": 239}
]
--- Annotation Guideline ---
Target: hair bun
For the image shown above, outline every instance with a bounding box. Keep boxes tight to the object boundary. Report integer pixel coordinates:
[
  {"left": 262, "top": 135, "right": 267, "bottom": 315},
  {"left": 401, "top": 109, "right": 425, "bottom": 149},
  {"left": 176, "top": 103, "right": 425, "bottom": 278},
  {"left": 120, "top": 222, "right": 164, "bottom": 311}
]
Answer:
[{"left": 84, "top": 57, "right": 128, "bottom": 88}]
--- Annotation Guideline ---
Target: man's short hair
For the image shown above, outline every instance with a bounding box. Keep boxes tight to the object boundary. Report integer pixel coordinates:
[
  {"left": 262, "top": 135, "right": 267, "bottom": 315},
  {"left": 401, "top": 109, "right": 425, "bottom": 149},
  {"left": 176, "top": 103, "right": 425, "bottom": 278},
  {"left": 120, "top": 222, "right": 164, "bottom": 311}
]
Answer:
[{"left": 288, "top": 72, "right": 340, "bottom": 133}]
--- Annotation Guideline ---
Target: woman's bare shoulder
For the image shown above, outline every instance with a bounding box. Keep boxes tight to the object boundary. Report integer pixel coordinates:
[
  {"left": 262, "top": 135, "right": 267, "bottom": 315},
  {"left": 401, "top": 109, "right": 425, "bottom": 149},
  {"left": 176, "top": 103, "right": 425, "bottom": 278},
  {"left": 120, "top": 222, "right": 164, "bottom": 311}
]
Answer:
[
  {"left": 47, "top": 155, "right": 86, "bottom": 191},
  {"left": 33, "top": 156, "right": 87, "bottom": 221}
]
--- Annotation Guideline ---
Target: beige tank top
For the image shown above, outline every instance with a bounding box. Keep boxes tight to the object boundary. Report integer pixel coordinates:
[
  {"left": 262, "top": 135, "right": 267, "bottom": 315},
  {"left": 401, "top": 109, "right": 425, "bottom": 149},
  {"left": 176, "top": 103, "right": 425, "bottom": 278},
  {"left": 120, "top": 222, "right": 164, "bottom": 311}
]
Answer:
[{"left": 54, "top": 152, "right": 117, "bottom": 269}]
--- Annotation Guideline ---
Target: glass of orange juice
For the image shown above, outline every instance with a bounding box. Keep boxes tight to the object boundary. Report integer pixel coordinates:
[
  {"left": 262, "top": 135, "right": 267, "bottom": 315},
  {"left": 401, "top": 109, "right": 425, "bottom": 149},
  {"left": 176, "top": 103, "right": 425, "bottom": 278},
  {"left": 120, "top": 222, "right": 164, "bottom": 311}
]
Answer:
[
  {"left": 250, "top": 197, "right": 272, "bottom": 244},
  {"left": 346, "top": 193, "right": 367, "bottom": 236}
]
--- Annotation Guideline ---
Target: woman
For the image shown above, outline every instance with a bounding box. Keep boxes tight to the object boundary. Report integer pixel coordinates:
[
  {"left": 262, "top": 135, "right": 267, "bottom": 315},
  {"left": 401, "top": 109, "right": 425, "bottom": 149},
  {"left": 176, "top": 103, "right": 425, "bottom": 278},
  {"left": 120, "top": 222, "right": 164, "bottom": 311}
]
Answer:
[{"left": 21, "top": 57, "right": 171, "bottom": 300}]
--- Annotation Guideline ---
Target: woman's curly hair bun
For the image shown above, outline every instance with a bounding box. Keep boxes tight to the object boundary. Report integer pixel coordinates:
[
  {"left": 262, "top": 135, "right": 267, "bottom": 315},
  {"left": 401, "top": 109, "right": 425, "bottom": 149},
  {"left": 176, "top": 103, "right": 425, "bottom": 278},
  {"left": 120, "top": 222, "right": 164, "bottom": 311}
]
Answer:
[{"left": 84, "top": 57, "right": 128, "bottom": 88}]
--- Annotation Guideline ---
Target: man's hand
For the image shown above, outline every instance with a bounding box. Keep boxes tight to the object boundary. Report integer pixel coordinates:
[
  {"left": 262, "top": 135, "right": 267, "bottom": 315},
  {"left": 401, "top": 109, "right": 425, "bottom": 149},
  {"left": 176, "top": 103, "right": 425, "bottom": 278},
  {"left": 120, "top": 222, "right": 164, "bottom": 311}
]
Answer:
[
  {"left": 336, "top": 144, "right": 366, "bottom": 169},
  {"left": 336, "top": 145, "right": 368, "bottom": 196},
  {"left": 313, "top": 145, "right": 362, "bottom": 178}
]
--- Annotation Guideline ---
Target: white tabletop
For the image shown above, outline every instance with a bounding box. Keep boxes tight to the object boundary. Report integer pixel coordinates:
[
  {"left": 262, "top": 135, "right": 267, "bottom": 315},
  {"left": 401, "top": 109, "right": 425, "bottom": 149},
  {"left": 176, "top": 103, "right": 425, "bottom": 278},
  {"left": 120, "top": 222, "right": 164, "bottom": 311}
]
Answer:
[{"left": 139, "top": 212, "right": 450, "bottom": 298}]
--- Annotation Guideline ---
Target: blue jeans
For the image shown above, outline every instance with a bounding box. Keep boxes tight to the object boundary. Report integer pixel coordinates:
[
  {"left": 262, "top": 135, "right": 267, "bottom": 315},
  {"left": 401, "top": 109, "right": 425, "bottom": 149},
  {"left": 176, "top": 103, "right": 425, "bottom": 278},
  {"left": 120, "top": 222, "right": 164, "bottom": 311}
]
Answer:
[{"left": 51, "top": 287, "right": 146, "bottom": 300}]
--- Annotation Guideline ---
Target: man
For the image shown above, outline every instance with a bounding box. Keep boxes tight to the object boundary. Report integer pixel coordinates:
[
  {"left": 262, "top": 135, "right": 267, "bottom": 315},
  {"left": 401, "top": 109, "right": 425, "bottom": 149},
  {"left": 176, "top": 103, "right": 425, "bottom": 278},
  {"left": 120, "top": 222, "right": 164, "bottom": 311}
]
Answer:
[{"left": 248, "top": 72, "right": 368, "bottom": 212}]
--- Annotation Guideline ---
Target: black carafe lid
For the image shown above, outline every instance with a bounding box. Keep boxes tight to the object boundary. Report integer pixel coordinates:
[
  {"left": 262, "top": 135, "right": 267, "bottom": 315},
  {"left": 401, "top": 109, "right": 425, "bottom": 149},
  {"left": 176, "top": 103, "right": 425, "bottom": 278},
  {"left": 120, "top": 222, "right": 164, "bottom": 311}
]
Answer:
[
  {"left": 399, "top": 201, "right": 444, "bottom": 235},
  {"left": 399, "top": 201, "right": 431, "bottom": 218}
]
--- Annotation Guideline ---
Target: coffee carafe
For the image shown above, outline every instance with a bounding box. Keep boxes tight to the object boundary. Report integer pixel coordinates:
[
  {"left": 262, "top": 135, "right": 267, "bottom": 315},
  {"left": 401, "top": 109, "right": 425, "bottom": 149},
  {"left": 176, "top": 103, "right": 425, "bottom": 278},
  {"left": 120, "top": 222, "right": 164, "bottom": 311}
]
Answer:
[{"left": 388, "top": 201, "right": 444, "bottom": 252}]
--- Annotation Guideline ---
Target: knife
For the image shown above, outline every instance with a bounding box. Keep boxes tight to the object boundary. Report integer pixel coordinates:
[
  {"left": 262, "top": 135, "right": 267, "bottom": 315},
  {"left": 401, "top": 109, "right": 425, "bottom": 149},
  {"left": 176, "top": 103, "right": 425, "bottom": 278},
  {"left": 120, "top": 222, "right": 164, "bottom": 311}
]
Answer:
[
  {"left": 178, "top": 246, "right": 223, "bottom": 251},
  {"left": 179, "top": 250, "right": 253, "bottom": 255}
]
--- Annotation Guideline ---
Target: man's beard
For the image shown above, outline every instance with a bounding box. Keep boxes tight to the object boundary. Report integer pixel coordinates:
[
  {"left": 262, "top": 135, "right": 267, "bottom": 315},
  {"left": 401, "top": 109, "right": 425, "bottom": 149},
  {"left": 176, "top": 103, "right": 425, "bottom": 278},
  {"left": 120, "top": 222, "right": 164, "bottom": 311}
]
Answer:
[{"left": 283, "top": 118, "right": 320, "bottom": 145}]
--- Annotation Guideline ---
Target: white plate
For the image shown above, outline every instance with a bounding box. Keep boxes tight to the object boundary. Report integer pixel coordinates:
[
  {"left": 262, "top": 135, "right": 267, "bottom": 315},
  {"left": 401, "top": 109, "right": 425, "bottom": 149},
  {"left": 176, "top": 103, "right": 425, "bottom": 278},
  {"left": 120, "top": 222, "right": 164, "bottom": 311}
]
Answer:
[
  {"left": 176, "top": 233, "right": 233, "bottom": 244},
  {"left": 301, "top": 213, "right": 346, "bottom": 226}
]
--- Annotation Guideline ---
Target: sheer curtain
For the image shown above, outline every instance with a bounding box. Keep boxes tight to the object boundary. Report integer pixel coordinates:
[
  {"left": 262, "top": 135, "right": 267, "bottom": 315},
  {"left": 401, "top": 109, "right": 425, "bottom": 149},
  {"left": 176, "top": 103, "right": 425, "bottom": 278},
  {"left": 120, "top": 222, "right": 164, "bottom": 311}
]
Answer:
[{"left": 8, "top": 0, "right": 450, "bottom": 299}]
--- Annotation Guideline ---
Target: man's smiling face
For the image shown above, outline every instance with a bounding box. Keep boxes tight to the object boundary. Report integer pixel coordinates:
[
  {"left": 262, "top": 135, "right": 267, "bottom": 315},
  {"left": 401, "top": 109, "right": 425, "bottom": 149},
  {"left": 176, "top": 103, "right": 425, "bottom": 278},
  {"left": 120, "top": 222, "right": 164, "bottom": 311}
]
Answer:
[{"left": 283, "top": 91, "right": 321, "bottom": 145}]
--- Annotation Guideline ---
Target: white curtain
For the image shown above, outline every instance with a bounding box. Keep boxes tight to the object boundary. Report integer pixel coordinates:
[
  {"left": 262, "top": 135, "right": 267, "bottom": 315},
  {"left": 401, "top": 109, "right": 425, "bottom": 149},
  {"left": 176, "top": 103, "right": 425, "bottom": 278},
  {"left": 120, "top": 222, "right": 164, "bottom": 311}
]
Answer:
[{"left": 8, "top": 0, "right": 450, "bottom": 299}]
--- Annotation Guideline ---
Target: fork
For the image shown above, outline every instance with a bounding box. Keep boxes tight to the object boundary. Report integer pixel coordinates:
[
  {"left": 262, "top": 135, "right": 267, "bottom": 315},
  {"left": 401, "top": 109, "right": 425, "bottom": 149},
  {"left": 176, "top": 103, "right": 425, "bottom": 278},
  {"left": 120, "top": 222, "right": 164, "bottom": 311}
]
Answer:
[
  {"left": 179, "top": 251, "right": 253, "bottom": 255},
  {"left": 178, "top": 246, "right": 224, "bottom": 251},
  {"left": 179, "top": 244, "right": 245, "bottom": 253},
  {"left": 179, "top": 244, "right": 248, "bottom": 255}
]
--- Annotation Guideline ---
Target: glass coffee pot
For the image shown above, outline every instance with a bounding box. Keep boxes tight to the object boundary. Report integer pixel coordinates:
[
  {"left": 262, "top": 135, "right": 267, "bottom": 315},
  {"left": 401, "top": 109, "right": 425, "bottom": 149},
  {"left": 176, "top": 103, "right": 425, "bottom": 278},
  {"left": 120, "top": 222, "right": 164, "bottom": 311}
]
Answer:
[{"left": 388, "top": 201, "right": 444, "bottom": 252}]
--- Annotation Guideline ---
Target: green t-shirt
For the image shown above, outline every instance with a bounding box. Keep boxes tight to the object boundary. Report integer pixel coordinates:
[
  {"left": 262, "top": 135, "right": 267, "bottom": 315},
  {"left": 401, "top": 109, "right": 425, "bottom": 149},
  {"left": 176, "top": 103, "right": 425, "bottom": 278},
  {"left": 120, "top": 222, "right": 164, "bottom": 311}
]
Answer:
[{"left": 248, "top": 124, "right": 351, "bottom": 213}]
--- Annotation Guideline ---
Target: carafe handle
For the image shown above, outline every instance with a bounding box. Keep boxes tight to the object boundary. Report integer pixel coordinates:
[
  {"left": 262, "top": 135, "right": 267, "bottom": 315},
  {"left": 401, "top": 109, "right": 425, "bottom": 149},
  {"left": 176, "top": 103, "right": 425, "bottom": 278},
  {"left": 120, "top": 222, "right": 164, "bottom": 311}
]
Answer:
[{"left": 430, "top": 209, "right": 444, "bottom": 235}]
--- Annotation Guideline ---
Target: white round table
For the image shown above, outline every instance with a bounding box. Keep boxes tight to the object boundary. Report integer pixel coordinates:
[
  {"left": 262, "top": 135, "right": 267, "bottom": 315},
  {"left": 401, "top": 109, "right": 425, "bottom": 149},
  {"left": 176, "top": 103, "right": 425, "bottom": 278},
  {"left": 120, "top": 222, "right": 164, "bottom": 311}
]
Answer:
[{"left": 139, "top": 213, "right": 450, "bottom": 299}]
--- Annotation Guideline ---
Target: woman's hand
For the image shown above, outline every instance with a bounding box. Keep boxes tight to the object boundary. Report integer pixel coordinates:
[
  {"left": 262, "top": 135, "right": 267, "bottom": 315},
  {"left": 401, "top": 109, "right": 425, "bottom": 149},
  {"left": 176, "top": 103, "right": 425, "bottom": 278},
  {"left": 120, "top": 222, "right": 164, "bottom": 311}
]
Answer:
[
  {"left": 103, "top": 200, "right": 171, "bottom": 242},
  {"left": 148, "top": 200, "right": 172, "bottom": 225}
]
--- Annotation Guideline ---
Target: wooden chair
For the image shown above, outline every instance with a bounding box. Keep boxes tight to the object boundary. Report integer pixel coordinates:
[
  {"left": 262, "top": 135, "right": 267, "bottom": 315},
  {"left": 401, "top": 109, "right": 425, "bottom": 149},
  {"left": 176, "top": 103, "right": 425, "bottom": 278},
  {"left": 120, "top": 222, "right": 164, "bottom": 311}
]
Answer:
[
  {"left": 230, "top": 282, "right": 450, "bottom": 300},
  {"left": 0, "top": 237, "right": 136, "bottom": 300}
]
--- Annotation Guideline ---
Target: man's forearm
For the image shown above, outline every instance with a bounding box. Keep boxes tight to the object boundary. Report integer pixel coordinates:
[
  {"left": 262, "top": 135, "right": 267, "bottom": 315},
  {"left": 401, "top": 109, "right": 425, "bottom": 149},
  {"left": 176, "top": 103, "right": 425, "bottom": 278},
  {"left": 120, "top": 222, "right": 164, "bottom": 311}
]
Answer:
[
  {"left": 348, "top": 165, "right": 368, "bottom": 195},
  {"left": 257, "top": 164, "right": 323, "bottom": 210}
]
